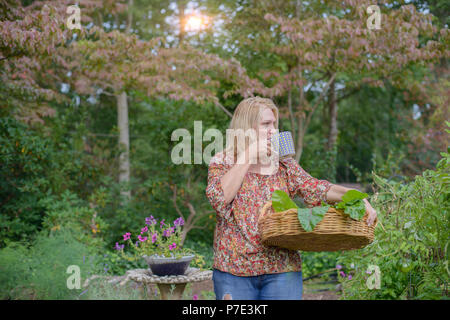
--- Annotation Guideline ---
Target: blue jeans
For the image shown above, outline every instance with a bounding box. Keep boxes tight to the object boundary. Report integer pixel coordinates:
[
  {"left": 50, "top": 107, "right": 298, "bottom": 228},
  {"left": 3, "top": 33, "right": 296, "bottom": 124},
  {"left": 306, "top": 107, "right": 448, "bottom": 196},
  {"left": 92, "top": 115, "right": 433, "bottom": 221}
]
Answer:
[{"left": 212, "top": 268, "right": 303, "bottom": 300}]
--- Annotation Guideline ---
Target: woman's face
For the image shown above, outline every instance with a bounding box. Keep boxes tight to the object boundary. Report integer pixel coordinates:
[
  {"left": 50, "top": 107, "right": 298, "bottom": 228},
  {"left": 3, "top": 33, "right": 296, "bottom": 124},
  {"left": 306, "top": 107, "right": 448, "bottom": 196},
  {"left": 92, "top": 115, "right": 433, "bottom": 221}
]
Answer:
[{"left": 257, "top": 108, "right": 277, "bottom": 141}]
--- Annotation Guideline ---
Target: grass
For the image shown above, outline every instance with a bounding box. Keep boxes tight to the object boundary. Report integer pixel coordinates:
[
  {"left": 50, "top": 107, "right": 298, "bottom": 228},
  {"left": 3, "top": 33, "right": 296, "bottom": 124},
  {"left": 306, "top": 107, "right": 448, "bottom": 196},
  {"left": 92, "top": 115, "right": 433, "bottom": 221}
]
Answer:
[
  {"left": 77, "top": 276, "right": 216, "bottom": 300},
  {"left": 303, "top": 277, "right": 339, "bottom": 295}
]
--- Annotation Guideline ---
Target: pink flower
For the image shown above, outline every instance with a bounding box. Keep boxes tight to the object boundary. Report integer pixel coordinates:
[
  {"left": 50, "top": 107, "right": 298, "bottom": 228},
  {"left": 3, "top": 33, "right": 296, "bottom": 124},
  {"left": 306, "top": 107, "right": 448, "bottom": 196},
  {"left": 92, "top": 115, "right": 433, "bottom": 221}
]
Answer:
[
  {"left": 138, "top": 235, "right": 147, "bottom": 242},
  {"left": 123, "top": 232, "right": 131, "bottom": 241},
  {"left": 339, "top": 271, "right": 346, "bottom": 278},
  {"left": 169, "top": 243, "right": 177, "bottom": 250},
  {"left": 151, "top": 233, "right": 158, "bottom": 243},
  {"left": 193, "top": 294, "right": 198, "bottom": 300},
  {"left": 141, "top": 226, "right": 148, "bottom": 234}
]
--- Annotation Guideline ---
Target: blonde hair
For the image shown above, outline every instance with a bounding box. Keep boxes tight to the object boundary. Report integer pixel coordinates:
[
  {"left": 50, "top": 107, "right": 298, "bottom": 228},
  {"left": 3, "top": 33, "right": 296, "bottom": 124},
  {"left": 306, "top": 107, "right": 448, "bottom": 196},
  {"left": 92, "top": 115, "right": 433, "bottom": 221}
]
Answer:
[{"left": 223, "top": 96, "right": 279, "bottom": 164}]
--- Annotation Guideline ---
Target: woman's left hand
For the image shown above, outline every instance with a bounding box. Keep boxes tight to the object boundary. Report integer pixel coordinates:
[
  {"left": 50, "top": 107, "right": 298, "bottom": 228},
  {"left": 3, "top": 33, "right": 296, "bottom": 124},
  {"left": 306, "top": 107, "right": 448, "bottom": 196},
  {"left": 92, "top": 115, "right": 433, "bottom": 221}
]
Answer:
[{"left": 363, "top": 198, "right": 377, "bottom": 227}]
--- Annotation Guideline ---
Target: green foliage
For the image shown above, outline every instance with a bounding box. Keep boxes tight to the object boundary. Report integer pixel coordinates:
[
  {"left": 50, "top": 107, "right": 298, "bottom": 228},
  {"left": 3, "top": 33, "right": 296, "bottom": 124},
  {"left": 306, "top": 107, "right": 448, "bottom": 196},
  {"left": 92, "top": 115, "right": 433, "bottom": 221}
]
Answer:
[
  {"left": 334, "top": 189, "right": 369, "bottom": 220},
  {"left": 97, "top": 250, "right": 147, "bottom": 276},
  {"left": 79, "top": 278, "right": 151, "bottom": 300},
  {"left": 0, "top": 117, "right": 55, "bottom": 247},
  {"left": 336, "top": 141, "right": 450, "bottom": 299},
  {"left": 301, "top": 251, "right": 340, "bottom": 279},
  {"left": 272, "top": 189, "right": 368, "bottom": 231},
  {"left": 0, "top": 227, "right": 102, "bottom": 299},
  {"left": 271, "top": 189, "right": 298, "bottom": 212},
  {"left": 297, "top": 206, "right": 330, "bottom": 232},
  {"left": 301, "top": 136, "right": 338, "bottom": 182},
  {"left": 39, "top": 189, "right": 109, "bottom": 249},
  {"left": 184, "top": 239, "right": 214, "bottom": 270}
]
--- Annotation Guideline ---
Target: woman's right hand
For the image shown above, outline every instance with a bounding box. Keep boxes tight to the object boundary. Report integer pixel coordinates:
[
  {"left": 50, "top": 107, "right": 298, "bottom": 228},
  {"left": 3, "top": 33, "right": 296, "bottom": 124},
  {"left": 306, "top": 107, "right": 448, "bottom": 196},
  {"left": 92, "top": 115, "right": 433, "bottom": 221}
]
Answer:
[{"left": 244, "top": 134, "right": 278, "bottom": 165}]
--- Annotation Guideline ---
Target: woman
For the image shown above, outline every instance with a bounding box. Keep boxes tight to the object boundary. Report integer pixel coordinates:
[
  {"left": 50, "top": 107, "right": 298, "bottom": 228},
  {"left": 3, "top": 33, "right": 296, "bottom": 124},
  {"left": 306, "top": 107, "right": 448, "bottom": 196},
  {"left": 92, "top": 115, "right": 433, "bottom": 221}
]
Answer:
[{"left": 205, "top": 96, "right": 377, "bottom": 300}]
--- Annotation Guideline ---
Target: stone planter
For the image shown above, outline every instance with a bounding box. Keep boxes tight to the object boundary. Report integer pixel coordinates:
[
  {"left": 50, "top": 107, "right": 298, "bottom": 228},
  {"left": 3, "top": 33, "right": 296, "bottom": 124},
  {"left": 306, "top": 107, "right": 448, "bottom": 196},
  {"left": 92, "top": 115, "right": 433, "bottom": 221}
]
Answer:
[{"left": 142, "top": 254, "right": 195, "bottom": 276}]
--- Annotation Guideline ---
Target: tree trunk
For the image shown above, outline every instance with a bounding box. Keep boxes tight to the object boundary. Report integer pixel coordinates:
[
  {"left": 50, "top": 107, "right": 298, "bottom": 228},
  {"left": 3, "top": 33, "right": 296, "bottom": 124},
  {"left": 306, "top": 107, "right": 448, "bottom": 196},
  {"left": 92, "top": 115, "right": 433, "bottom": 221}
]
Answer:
[
  {"left": 327, "top": 77, "right": 338, "bottom": 151},
  {"left": 287, "top": 87, "right": 296, "bottom": 144},
  {"left": 178, "top": 0, "right": 187, "bottom": 45},
  {"left": 117, "top": 91, "right": 131, "bottom": 200},
  {"left": 116, "top": 0, "right": 133, "bottom": 202},
  {"left": 295, "top": 115, "right": 305, "bottom": 162},
  {"left": 295, "top": 76, "right": 305, "bottom": 163}
]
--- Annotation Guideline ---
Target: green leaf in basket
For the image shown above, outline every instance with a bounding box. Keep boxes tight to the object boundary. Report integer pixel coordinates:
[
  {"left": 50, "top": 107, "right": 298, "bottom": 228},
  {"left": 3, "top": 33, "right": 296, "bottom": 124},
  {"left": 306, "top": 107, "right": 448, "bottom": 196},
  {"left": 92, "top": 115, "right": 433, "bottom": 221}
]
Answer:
[
  {"left": 332, "top": 190, "right": 368, "bottom": 221},
  {"left": 341, "top": 189, "right": 368, "bottom": 203},
  {"left": 271, "top": 190, "right": 298, "bottom": 212},
  {"left": 344, "top": 199, "right": 366, "bottom": 220},
  {"left": 297, "top": 205, "right": 330, "bottom": 232}
]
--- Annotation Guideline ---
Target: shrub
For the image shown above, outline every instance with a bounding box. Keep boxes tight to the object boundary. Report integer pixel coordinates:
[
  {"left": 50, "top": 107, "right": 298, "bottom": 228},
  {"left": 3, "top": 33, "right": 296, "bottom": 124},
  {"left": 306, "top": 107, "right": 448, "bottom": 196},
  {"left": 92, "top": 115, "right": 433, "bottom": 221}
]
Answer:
[
  {"left": 0, "top": 117, "right": 55, "bottom": 247},
  {"left": 0, "top": 227, "right": 102, "bottom": 299},
  {"left": 301, "top": 251, "right": 339, "bottom": 280},
  {"left": 39, "top": 189, "right": 109, "bottom": 249},
  {"left": 336, "top": 136, "right": 449, "bottom": 299}
]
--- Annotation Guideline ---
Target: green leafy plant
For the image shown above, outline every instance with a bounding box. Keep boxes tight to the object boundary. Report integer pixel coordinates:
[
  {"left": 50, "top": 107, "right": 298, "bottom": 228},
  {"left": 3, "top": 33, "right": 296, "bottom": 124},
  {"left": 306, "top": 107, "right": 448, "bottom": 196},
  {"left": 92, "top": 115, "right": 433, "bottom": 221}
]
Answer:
[
  {"left": 0, "top": 227, "right": 102, "bottom": 300},
  {"left": 271, "top": 189, "right": 369, "bottom": 232},
  {"left": 335, "top": 128, "right": 449, "bottom": 299},
  {"left": 335, "top": 189, "right": 369, "bottom": 220}
]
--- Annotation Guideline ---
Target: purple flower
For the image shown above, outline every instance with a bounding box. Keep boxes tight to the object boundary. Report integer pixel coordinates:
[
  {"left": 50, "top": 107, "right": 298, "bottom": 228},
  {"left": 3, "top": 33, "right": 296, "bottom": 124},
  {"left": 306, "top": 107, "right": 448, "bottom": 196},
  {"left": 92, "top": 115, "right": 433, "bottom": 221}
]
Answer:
[
  {"left": 193, "top": 294, "right": 198, "bottom": 300},
  {"left": 336, "top": 264, "right": 342, "bottom": 270},
  {"left": 174, "top": 217, "right": 185, "bottom": 227},
  {"left": 339, "top": 271, "right": 346, "bottom": 278},
  {"left": 366, "top": 270, "right": 372, "bottom": 275},
  {"left": 145, "top": 216, "right": 157, "bottom": 225},
  {"left": 141, "top": 226, "right": 148, "bottom": 234},
  {"left": 348, "top": 275, "right": 352, "bottom": 280},
  {"left": 151, "top": 233, "right": 158, "bottom": 243},
  {"left": 114, "top": 242, "right": 124, "bottom": 251},
  {"left": 169, "top": 243, "right": 177, "bottom": 250},
  {"left": 123, "top": 232, "right": 131, "bottom": 241},
  {"left": 163, "top": 227, "right": 174, "bottom": 237},
  {"left": 138, "top": 235, "right": 147, "bottom": 242},
  {"left": 160, "top": 219, "right": 165, "bottom": 229},
  {"left": 135, "top": 241, "right": 139, "bottom": 247}
]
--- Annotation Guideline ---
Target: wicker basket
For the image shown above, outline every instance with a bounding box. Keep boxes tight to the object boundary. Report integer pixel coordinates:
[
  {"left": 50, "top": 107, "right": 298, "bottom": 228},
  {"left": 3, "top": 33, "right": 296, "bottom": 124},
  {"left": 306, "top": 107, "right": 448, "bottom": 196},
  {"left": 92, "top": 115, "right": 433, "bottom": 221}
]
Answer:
[{"left": 258, "top": 201, "right": 378, "bottom": 252}]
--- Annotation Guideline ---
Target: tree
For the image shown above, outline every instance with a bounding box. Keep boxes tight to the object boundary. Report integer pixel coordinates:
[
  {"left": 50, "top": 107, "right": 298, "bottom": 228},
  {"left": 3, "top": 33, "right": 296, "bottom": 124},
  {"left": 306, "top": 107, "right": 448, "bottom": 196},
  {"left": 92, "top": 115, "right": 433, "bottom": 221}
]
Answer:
[
  {"left": 0, "top": 0, "right": 70, "bottom": 122},
  {"left": 215, "top": 0, "right": 449, "bottom": 163}
]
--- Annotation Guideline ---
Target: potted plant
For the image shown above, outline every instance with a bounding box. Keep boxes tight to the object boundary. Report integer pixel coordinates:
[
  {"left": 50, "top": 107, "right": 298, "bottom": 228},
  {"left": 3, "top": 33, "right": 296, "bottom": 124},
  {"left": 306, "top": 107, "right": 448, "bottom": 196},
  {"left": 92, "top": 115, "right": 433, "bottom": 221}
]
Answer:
[{"left": 115, "top": 216, "right": 195, "bottom": 276}]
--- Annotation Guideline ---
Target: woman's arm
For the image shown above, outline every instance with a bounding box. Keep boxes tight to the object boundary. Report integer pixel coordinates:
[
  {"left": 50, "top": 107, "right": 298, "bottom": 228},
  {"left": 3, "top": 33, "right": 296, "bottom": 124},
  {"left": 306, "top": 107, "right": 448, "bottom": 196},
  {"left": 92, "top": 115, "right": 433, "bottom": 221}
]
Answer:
[
  {"left": 325, "top": 184, "right": 353, "bottom": 203},
  {"left": 281, "top": 157, "right": 333, "bottom": 207},
  {"left": 221, "top": 139, "right": 272, "bottom": 205},
  {"left": 325, "top": 184, "right": 378, "bottom": 226},
  {"left": 220, "top": 155, "right": 251, "bottom": 205}
]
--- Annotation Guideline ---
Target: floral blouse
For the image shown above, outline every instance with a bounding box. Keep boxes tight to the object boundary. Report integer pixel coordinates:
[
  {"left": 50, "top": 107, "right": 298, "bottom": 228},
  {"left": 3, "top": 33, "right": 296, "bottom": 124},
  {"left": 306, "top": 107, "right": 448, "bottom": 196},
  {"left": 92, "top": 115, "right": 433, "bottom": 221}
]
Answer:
[{"left": 205, "top": 151, "right": 333, "bottom": 277}]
